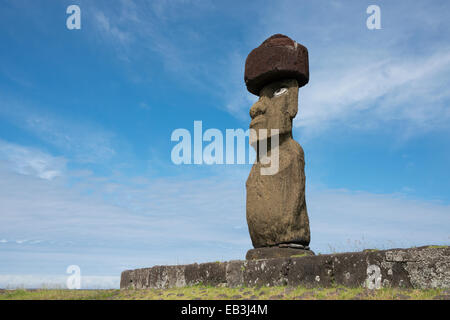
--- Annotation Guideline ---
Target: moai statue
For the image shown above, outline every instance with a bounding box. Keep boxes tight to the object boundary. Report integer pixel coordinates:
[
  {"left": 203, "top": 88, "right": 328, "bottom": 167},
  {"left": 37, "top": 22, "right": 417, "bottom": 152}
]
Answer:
[{"left": 245, "top": 34, "right": 313, "bottom": 260}]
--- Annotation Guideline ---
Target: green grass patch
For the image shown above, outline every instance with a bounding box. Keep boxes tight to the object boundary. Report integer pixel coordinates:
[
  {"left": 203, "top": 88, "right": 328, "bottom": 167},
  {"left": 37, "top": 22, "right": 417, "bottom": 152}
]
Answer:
[{"left": 0, "top": 289, "right": 118, "bottom": 300}]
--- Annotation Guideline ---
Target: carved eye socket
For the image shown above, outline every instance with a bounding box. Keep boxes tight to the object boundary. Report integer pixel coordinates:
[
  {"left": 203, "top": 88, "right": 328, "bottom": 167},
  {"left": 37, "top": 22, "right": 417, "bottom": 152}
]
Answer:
[{"left": 273, "top": 87, "right": 287, "bottom": 97}]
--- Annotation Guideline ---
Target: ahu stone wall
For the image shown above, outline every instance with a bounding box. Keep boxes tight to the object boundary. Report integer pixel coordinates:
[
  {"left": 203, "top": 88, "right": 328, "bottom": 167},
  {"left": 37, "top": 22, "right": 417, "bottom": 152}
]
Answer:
[{"left": 120, "top": 246, "right": 450, "bottom": 290}]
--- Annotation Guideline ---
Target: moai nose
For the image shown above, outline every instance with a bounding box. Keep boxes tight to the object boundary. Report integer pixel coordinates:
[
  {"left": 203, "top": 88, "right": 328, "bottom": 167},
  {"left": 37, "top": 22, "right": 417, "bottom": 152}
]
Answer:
[{"left": 249, "top": 99, "right": 266, "bottom": 119}]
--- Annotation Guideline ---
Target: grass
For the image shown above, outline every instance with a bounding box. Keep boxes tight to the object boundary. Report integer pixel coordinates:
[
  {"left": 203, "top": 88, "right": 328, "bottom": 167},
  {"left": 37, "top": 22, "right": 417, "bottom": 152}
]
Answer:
[
  {"left": 290, "top": 253, "right": 308, "bottom": 258},
  {"left": 0, "top": 289, "right": 119, "bottom": 300},
  {"left": 0, "top": 285, "right": 448, "bottom": 300}
]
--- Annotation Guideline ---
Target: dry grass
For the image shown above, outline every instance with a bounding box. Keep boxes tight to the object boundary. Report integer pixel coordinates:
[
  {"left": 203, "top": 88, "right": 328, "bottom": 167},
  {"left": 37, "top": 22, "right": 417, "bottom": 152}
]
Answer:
[{"left": 1, "top": 285, "right": 448, "bottom": 300}]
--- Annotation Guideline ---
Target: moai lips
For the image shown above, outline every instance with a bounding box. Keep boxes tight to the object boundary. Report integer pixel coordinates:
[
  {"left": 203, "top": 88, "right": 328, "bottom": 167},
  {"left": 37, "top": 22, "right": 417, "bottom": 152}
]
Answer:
[
  {"left": 245, "top": 34, "right": 309, "bottom": 96},
  {"left": 245, "top": 34, "right": 312, "bottom": 258}
]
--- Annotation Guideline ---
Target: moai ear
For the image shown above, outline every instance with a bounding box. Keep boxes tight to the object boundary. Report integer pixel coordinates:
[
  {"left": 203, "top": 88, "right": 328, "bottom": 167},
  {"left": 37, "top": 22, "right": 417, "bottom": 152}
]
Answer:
[{"left": 285, "top": 79, "right": 299, "bottom": 119}]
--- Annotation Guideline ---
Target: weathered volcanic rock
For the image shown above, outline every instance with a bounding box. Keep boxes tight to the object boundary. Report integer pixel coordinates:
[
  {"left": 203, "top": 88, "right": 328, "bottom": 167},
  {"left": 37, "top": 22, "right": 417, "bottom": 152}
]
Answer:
[
  {"left": 245, "top": 35, "right": 311, "bottom": 250},
  {"left": 246, "top": 77, "right": 310, "bottom": 248},
  {"left": 246, "top": 247, "right": 314, "bottom": 260},
  {"left": 246, "top": 138, "right": 310, "bottom": 248},
  {"left": 244, "top": 34, "right": 309, "bottom": 95},
  {"left": 121, "top": 246, "right": 450, "bottom": 290}
]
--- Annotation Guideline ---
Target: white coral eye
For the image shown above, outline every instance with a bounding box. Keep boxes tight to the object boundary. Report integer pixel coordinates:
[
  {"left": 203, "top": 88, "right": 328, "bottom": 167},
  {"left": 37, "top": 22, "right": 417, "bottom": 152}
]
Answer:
[{"left": 273, "top": 87, "right": 287, "bottom": 97}]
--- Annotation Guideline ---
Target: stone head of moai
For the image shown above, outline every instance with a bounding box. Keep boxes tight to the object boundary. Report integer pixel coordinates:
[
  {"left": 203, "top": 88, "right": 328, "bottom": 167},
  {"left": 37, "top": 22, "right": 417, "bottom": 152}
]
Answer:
[
  {"left": 245, "top": 34, "right": 312, "bottom": 259},
  {"left": 246, "top": 34, "right": 309, "bottom": 141}
]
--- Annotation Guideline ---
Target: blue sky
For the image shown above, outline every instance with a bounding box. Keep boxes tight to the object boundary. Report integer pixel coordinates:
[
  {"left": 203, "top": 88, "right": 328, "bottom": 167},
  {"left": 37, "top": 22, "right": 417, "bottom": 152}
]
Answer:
[{"left": 0, "top": 0, "right": 449, "bottom": 289}]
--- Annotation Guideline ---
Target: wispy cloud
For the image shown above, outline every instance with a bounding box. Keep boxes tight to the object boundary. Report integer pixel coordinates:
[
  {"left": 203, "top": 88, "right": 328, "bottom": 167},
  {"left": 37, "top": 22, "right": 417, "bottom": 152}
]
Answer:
[
  {"left": 222, "top": 0, "right": 450, "bottom": 137},
  {"left": 86, "top": 0, "right": 256, "bottom": 114},
  {"left": 23, "top": 113, "right": 116, "bottom": 163},
  {"left": 0, "top": 142, "right": 448, "bottom": 287},
  {"left": 94, "top": 11, "right": 132, "bottom": 46},
  {"left": 0, "top": 139, "right": 66, "bottom": 180},
  {"left": 297, "top": 49, "right": 450, "bottom": 136},
  {"left": 0, "top": 97, "right": 116, "bottom": 164},
  {"left": 0, "top": 274, "right": 119, "bottom": 289},
  {"left": 217, "top": 51, "right": 258, "bottom": 120},
  {"left": 308, "top": 187, "right": 450, "bottom": 252}
]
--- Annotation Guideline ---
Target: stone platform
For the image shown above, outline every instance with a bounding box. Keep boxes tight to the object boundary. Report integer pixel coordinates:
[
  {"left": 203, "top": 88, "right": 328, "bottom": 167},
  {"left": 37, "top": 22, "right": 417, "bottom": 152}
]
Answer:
[
  {"left": 246, "top": 246, "right": 314, "bottom": 260},
  {"left": 120, "top": 246, "right": 449, "bottom": 289}
]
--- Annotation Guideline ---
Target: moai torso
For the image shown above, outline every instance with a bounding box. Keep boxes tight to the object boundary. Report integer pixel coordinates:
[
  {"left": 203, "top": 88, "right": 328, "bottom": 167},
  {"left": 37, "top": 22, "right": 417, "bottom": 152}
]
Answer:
[
  {"left": 244, "top": 34, "right": 311, "bottom": 253},
  {"left": 247, "top": 138, "right": 310, "bottom": 247}
]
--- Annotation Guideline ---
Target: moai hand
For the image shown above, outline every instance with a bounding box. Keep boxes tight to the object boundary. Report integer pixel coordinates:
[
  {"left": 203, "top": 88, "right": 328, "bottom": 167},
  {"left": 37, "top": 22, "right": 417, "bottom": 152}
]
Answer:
[{"left": 245, "top": 34, "right": 313, "bottom": 259}]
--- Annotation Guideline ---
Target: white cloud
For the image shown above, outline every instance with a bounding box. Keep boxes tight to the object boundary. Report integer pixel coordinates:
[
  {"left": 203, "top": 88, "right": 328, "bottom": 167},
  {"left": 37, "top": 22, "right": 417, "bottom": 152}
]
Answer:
[
  {"left": 0, "top": 98, "right": 116, "bottom": 164},
  {"left": 220, "top": 0, "right": 450, "bottom": 137},
  {"left": 86, "top": 1, "right": 254, "bottom": 112},
  {"left": 23, "top": 114, "right": 116, "bottom": 163},
  {"left": 296, "top": 49, "right": 450, "bottom": 136},
  {"left": 0, "top": 157, "right": 249, "bottom": 251},
  {"left": 0, "top": 144, "right": 448, "bottom": 282},
  {"left": 308, "top": 187, "right": 450, "bottom": 252},
  {"left": 94, "top": 11, "right": 132, "bottom": 46},
  {"left": 217, "top": 51, "right": 258, "bottom": 119},
  {"left": 0, "top": 274, "right": 119, "bottom": 290},
  {"left": 0, "top": 139, "right": 66, "bottom": 180}
]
